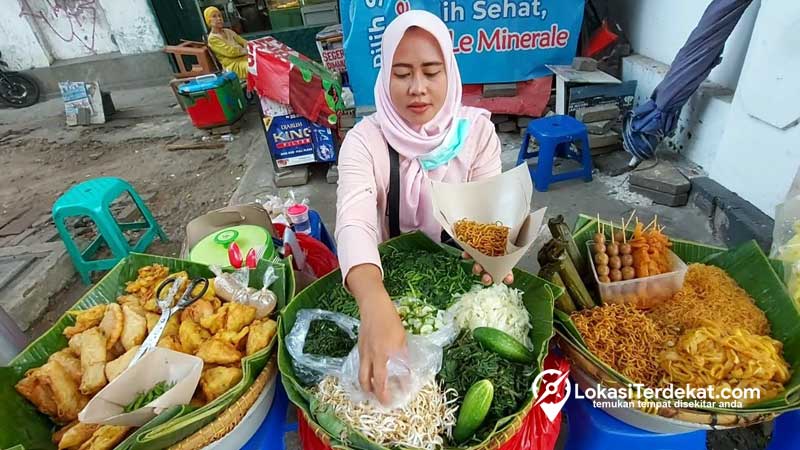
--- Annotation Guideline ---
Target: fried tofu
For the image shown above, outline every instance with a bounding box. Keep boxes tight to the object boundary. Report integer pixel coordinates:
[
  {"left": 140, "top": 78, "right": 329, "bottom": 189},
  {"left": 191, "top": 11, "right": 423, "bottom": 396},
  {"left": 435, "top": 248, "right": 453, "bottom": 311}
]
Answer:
[
  {"left": 99, "top": 304, "right": 123, "bottom": 350},
  {"left": 64, "top": 305, "right": 107, "bottom": 339},
  {"left": 104, "top": 345, "right": 139, "bottom": 381},
  {"left": 195, "top": 338, "right": 242, "bottom": 365},
  {"left": 200, "top": 366, "right": 242, "bottom": 402},
  {"left": 225, "top": 302, "right": 257, "bottom": 333},
  {"left": 246, "top": 319, "right": 277, "bottom": 356},
  {"left": 179, "top": 318, "right": 211, "bottom": 355},
  {"left": 49, "top": 349, "right": 82, "bottom": 384},
  {"left": 77, "top": 328, "right": 107, "bottom": 395},
  {"left": 16, "top": 360, "right": 89, "bottom": 423},
  {"left": 77, "top": 425, "right": 130, "bottom": 450},
  {"left": 120, "top": 305, "right": 147, "bottom": 350},
  {"left": 59, "top": 422, "right": 100, "bottom": 450},
  {"left": 214, "top": 327, "right": 249, "bottom": 350}
]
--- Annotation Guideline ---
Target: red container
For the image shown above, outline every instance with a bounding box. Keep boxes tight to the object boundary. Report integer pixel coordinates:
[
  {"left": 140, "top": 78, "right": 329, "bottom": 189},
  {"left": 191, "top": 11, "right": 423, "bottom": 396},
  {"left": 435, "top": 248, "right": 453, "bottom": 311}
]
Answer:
[{"left": 178, "top": 72, "right": 246, "bottom": 129}]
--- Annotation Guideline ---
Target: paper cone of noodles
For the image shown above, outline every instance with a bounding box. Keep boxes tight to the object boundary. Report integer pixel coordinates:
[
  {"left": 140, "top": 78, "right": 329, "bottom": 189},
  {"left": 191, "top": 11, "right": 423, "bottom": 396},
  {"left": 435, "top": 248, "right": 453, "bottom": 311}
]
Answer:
[{"left": 430, "top": 163, "right": 546, "bottom": 283}]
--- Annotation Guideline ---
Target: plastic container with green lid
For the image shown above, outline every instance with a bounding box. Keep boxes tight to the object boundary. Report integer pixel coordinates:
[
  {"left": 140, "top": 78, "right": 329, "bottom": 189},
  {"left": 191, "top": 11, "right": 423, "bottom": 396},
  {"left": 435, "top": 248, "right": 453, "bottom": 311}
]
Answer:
[{"left": 189, "top": 225, "right": 276, "bottom": 267}]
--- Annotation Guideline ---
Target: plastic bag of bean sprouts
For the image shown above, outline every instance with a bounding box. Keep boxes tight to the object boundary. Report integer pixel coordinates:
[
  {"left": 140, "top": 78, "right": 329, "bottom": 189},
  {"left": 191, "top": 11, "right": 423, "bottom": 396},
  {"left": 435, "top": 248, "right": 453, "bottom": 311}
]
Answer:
[{"left": 338, "top": 333, "right": 443, "bottom": 410}]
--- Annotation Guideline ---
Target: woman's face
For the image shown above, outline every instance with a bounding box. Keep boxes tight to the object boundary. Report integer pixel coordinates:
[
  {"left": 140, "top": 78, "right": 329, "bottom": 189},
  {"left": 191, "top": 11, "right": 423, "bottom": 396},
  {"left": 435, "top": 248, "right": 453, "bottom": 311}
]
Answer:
[
  {"left": 209, "top": 10, "right": 224, "bottom": 29},
  {"left": 389, "top": 27, "right": 447, "bottom": 127}
]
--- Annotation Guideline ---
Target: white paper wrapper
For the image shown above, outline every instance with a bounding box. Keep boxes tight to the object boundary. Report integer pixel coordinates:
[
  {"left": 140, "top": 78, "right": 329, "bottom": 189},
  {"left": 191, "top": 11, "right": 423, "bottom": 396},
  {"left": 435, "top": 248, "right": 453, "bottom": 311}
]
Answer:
[
  {"left": 78, "top": 348, "right": 203, "bottom": 426},
  {"left": 430, "top": 163, "right": 547, "bottom": 283}
]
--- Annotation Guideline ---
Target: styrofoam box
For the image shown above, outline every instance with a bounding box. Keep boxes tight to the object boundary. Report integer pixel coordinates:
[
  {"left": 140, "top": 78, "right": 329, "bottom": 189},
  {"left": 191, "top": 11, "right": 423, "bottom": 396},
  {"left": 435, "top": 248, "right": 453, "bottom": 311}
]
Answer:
[{"left": 586, "top": 241, "right": 688, "bottom": 309}]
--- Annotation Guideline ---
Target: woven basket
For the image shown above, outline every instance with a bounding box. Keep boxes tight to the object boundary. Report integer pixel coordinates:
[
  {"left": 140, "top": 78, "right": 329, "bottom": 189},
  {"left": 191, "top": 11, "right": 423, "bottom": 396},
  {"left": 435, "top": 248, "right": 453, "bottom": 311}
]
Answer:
[
  {"left": 170, "top": 356, "right": 278, "bottom": 450},
  {"left": 556, "top": 336, "right": 778, "bottom": 428}
]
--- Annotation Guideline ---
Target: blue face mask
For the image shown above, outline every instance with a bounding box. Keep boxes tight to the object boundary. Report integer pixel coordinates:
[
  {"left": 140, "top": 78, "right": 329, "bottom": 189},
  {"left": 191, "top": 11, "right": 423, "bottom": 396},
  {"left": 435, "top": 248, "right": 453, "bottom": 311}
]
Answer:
[{"left": 418, "top": 118, "right": 470, "bottom": 171}]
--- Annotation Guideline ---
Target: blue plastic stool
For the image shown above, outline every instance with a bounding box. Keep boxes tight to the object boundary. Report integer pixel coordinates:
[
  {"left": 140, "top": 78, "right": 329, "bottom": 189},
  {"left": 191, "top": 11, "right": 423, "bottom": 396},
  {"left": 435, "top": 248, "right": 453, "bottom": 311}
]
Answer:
[
  {"left": 563, "top": 396, "right": 706, "bottom": 450},
  {"left": 517, "top": 115, "right": 593, "bottom": 192},
  {"left": 242, "top": 376, "right": 296, "bottom": 450},
  {"left": 766, "top": 410, "right": 800, "bottom": 449},
  {"left": 52, "top": 177, "right": 167, "bottom": 284}
]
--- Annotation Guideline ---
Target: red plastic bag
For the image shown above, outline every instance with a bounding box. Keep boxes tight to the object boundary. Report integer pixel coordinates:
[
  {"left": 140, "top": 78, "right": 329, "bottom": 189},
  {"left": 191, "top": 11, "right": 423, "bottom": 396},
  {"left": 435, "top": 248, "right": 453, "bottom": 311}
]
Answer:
[
  {"left": 274, "top": 223, "right": 338, "bottom": 279},
  {"left": 297, "top": 353, "right": 569, "bottom": 450}
]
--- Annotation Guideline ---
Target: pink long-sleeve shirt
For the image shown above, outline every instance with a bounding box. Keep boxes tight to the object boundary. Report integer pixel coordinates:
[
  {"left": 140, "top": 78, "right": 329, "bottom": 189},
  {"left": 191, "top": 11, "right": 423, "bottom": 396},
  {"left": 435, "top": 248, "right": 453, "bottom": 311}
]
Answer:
[{"left": 335, "top": 109, "right": 503, "bottom": 282}]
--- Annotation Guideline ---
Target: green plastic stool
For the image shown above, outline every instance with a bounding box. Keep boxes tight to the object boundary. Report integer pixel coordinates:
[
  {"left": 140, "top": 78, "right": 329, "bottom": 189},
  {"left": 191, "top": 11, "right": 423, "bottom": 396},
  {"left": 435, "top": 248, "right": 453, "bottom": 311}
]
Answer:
[{"left": 52, "top": 177, "right": 168, "bottom": 284}]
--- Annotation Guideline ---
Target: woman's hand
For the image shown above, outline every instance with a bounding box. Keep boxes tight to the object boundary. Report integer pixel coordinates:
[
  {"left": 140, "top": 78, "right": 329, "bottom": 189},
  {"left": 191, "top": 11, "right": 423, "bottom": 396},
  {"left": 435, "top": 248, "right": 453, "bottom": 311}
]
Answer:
[
  {"left": 357, "top": 295, "right": 407, "bottom": 405},
  {"left": 347, "top": 264, "right": 407, "bottom": 405},
  {"left": 462, "top": 251, "right": 514, "bottom": 285}
]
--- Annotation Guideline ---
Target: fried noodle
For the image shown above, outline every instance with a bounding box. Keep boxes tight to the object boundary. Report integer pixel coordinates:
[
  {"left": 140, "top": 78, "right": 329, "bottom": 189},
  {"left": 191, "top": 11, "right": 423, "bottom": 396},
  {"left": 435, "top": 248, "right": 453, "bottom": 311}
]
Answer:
[
  {"left": 649, "top": 264, "right": 770, "bottom": 338},
  {"left": 571, "top": 304, "right": 665, "bottom": 386},
  {"left": 453, "top": 219, "right": 509, "bottom": 257}
]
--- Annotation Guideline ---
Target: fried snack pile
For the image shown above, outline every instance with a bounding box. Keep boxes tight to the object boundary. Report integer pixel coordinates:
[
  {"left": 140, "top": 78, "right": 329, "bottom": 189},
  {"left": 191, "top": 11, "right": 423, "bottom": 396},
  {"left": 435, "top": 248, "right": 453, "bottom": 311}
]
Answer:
[
  {"left": 659, "top": 322, "right": 790, "bottom": 405},
  {"left": 15, "top": 264, "right": 279, "bottom": 447},
  {"left": 453, "top": 219, "right": 510, "bottom": 257}
]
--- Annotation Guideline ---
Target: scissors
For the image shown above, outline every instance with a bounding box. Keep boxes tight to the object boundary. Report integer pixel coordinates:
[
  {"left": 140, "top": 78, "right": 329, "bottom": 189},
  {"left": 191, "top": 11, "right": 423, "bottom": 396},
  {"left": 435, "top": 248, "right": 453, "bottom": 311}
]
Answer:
[{"left": 128, "top": 276, "right": 209, "bottom": 367}]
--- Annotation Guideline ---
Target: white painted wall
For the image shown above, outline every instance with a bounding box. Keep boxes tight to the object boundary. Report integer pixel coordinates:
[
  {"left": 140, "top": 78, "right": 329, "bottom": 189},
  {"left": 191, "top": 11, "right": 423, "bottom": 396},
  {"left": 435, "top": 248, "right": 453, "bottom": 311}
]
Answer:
[
  {"left": 608, "top": 0, "right": 760, "bottom": 90},
  {"left": 708, "top": 0, "right": 800, "bottom": 217},
  {"left": 0, "top": 0, "right": 164, "bottom": 70},
  {"left": 19, "top": 0, "right": 120, "bottom": 60},
  {"left": 97, "top": 0, "right": 164, "bottom": 54},
  {"left": 0, "top": 2, "right": 51, "bottom": 69}
]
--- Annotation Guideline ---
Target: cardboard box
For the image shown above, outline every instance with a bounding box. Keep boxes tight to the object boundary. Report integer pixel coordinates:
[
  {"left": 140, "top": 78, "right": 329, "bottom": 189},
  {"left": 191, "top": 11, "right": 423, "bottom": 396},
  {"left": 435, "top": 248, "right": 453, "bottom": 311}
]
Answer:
[
  {"left": 260, "top": 97, "right": 336, "bottom": 168},
  {"left": 59, "top": 81, "right": 111, "bottom": 126},
  {"left": 546, "top": 65, "right": 637, "bottom": 117}
]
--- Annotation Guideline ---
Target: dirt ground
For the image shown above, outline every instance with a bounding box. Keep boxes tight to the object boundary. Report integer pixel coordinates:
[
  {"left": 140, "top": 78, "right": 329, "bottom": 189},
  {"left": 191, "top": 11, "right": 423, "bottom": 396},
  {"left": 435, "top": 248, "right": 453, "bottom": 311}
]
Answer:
[{"left": 0, "top": 86, "right": 254, "bottom": 336}]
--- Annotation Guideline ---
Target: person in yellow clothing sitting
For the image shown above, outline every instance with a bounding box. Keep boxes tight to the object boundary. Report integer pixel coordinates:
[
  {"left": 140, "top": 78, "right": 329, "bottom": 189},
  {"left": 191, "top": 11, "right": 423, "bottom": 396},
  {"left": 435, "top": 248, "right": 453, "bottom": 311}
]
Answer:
[{"left": 204, "top": 6, "right": 248, "bottom": 81}]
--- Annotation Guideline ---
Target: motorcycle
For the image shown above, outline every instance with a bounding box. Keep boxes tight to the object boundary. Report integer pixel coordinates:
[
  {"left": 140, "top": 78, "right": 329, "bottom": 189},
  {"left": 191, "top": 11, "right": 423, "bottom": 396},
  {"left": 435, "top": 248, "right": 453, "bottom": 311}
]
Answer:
[{"left": 0, "top": 51, "right": 40, "bottom": 108}]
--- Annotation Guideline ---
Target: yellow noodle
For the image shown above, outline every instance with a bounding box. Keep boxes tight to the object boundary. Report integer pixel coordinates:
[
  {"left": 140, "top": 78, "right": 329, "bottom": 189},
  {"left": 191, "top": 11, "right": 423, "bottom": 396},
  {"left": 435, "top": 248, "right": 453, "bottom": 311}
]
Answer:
[
  {"left": 649, "top": 264, "right": 770, "bottom": 336},
  {"left": 659, "top": 322, "right": 790, "bottom": 405},
  {"left": 572, "top": 304, "right": 665, "bottom": 386},
  {"left": 453, "top": 219, "right": 509, "bottom": 257}
]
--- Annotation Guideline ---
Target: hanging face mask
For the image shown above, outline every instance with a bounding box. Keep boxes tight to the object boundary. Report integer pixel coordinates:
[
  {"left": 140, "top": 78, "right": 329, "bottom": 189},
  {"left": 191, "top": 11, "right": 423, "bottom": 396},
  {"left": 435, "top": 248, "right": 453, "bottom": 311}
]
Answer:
[{"left": 418, "top": 118, "right": 470, "bottom": 171}]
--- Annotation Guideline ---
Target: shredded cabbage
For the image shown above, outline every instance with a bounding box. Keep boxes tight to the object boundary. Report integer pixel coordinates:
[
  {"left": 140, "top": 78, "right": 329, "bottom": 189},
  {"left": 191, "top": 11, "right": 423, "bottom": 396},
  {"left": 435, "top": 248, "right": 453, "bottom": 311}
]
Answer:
[{"left": 449, "top": 284, "right": 533, "bottom": 349}]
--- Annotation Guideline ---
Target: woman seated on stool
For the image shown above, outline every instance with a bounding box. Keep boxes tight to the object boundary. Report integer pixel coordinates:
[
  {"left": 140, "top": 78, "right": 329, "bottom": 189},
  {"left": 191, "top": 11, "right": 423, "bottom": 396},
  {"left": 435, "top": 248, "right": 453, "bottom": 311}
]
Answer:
[{"left": 204, "top": 6, "right": 248, "bottom": 81}]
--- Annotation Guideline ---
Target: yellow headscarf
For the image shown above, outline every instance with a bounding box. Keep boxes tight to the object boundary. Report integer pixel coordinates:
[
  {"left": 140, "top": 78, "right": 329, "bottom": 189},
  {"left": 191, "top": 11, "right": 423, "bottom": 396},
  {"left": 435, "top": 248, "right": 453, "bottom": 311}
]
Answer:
[{"left": 204, "top": 6, "right": 221, "bottom": 28}]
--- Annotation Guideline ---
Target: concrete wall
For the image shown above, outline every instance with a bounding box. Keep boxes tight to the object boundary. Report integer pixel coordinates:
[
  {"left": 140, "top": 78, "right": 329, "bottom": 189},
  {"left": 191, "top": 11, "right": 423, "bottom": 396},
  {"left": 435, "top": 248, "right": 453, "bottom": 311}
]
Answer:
[
  {"left": 618, "top": 0, "right": 799, "bottom": 217},
  {"left": 609, "top": 0, "right": 760, "bottom": 90},
  {"left": 0, "top": 1, "right": 52, "bottom": 69},
  {"left": 18, "top": 0, "right": 120, "bottom": 60},
  {"left": 1, "top": 0, "right": 165, "bottom": 70},
  {"left": 97, "top": 0, "right": 164, "bottom": 54},
  {"left": 707, "top": 0, "right": 800, "bottom": 217}
]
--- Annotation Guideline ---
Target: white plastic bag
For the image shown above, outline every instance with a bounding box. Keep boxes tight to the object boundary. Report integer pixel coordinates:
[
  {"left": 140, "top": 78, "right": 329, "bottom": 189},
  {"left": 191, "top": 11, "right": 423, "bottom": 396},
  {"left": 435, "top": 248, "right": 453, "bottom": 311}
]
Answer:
[
  {"left": 770, "top": 170, "right": 800, "bottom": 306},
  {"left": 338, "top": 333, "right": 442, "bottom": 410},
  {"left": 210, "top": 265, "right": 279, "bottom": 318},
  {"left": 286, "top": 309, "right": 359, "bottom": 385}
]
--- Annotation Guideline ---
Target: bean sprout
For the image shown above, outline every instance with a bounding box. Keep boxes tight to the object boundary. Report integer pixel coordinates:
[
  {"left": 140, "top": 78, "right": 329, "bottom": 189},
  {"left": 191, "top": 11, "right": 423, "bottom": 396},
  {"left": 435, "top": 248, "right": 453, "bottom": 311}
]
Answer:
[{"left": 313, "top": 376, "right": 458, "bottom": 450}]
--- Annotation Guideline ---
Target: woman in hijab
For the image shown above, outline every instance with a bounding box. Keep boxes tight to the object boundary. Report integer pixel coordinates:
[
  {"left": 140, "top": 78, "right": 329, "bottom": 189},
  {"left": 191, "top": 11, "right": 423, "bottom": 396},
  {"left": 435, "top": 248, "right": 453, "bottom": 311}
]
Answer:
[
  {"left": 336, "top": 10, "right": 511, "bottom": 405},
  {"left": 204, "top": 6, "right": 248, "bottom": 81}
]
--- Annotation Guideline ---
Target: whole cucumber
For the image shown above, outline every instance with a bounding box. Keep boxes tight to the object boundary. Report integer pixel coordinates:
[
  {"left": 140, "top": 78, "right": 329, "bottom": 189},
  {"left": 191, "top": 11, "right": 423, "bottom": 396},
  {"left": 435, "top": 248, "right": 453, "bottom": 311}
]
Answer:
[
  {"left": 453, "top": 379, "right": 494, "bottom": 443},
  {"left": 472, "top": 327, "right": 535, "bottom": 364}
]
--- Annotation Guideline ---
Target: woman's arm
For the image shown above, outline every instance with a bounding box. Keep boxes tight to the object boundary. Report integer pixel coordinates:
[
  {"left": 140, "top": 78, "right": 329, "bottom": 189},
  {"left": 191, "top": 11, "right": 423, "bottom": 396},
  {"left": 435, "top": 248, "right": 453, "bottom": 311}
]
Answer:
[
  {"left": 468, "top": 117, "right": 503, "bottom": 181},
  {"left": 231, "top": 30, "right": 248, "bottom": 48},
  {"left": 336, "top": 130, "right": 407, "bottom": 405},
  {"left": 208, "top": 34, "right": 247, "bottom": 58}
]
